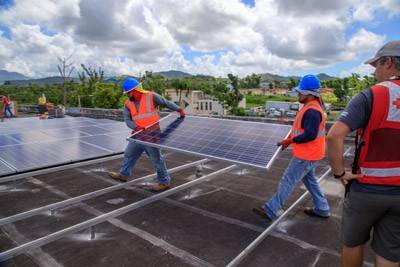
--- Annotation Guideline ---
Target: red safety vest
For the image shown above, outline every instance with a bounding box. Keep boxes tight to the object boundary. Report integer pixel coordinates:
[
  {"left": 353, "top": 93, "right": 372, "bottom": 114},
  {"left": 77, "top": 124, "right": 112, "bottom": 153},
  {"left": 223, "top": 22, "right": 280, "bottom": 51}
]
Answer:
[
  {"left": 357, "top": 80, "right": 400, "bottom": 186},
  {"left": 125, "top": 92, "right": 160, "bottom": 128},
  {"left": 290, "top": 100, "right": 326, "bottom": 160}
]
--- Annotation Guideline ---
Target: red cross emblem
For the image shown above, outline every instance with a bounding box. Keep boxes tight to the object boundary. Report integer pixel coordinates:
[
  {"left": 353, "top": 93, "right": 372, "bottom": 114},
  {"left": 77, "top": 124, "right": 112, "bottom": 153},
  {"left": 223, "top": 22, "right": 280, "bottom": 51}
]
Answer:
[{"left": 393, "top": 98, "right": 400, "bottom": 109}]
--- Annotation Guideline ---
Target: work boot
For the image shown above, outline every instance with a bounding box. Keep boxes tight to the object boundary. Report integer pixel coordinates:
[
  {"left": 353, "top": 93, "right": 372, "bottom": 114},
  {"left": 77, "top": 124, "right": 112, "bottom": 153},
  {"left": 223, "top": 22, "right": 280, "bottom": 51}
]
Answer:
[
  {"left": 147, "top": 183, "right": 170, "bottom": 192},
  {"left": 108, "top": 171, "right": 128, "bottom": 182},
  {"left": 252, "top": 206, "right": 273, "bottom": 222},
  {"left": 303, "top": 207, "right": 330, "bottom": 219}
]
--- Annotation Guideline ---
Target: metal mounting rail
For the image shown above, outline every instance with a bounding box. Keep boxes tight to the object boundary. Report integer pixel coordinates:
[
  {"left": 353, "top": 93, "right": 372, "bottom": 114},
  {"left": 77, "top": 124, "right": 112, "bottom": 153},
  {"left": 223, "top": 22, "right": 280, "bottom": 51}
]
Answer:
[
  {"left": 0, "top": 159, "right": 209, "bottom": 226},
  {"left": 0, "top": 164, "right": 237, "bottom": 262},
  {"left": 0, "top": 154, "right": 124, "bottom": 184},
  {"left": 226, "top": 147, "right": 352, "bottom": 267}
]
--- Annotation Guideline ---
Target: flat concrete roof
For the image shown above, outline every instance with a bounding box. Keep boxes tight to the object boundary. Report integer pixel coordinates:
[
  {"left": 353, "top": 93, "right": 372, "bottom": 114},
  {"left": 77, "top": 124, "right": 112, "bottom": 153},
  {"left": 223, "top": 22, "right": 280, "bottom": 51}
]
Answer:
[{"left": 0, "top": 126, "right": 374, "bottom": 267}]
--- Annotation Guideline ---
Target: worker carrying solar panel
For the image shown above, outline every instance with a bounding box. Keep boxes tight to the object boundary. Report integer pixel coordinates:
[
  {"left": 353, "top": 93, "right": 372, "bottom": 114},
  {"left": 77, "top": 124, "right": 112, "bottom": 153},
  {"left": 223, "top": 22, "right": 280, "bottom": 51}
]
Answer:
[
  {"left": 253, "top": 74, "right": 331, "bottom": 221},
  {"left": 108, "top": 78, "right": 185, "bottom": 192}
]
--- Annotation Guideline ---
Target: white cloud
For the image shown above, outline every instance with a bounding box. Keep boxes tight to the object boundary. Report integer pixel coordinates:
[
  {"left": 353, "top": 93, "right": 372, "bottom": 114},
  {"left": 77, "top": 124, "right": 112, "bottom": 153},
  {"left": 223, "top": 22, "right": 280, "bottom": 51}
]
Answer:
[
  {"left": 353, "top": 3, "right": 376, "bottom": 21},
  {"left": 380, "top": 0, "right": 400, "bottom": 16},
  {"left": 0, "top": 0, "right": 396, "bottom": 78},
  {"left": 352, "top": 0, "right": 400, "bottom": 21},
  {"left": 339, "top": 63, "right": 375, "bottom": 77},
  {"left": 347, "top": 28, "right": 385, "bottom": 52}
]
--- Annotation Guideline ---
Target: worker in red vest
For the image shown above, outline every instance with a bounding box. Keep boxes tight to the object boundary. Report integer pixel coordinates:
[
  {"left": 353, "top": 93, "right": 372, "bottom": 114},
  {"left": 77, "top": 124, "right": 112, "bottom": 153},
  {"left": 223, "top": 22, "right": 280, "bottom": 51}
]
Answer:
[
  {"left": 253, "top": 74, "right": 330, "bottom": 221},
  {"left": 327, "top": 40, "right": 400, "bottom": 267},
  {"left": 2, "top": 95, "right": 13, "bottom": 118},
  {"left": 109, "top": 78, "right": 185, "bottom": 192}
]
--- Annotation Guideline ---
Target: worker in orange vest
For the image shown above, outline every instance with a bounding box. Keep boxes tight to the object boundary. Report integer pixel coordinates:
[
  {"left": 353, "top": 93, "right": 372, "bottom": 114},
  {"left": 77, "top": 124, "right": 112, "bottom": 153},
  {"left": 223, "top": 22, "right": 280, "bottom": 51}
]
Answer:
[
  {"left": 253, "top": 74, "right": 330, "bottom": 221},
  {"left": 38, "top": 93, "right": 48, "bottom": 119},
  {"left": 327, "top": 40, "right": 400, "bottom": 267},
  {"left": 109, "top": 78, "right": 185, "bottom": 192}
]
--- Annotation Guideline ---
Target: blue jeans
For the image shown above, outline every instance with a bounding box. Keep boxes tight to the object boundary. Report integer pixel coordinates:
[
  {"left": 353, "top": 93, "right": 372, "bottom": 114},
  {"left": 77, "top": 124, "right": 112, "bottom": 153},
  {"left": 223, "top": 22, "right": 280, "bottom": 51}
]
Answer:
[
  {"left": 4, "top": 105, "right": 13, "bottom": 117},
  {"left": 120, "top": 141, "right": 171, "bottom": 184},
  {"left": 264, "top": 157, "right": 330, "bottom": 219}
]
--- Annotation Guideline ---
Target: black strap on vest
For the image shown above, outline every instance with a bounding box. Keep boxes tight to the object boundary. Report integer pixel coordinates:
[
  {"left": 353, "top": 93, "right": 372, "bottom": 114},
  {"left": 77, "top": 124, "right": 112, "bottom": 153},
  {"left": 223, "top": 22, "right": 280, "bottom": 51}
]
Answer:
[{"left": 351, "top": 88, "right": 373, "bottom": 175}]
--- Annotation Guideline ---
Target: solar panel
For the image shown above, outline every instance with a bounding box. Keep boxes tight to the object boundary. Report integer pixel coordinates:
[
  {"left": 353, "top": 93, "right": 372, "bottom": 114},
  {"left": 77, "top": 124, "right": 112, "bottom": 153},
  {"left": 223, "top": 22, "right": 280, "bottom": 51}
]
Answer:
[
  {"left": 81, "top": 135, "right": 128, "bottom": 153},
  {"left": 0, "top": 142, "right": 72, "bottom": 171},
  {"left": 0, "top": 135, "right": 20, "bottom": 147},
  {"left": 78, "top": 125, "right": 112, "bottom": 135},
  {"left": 8, "top": 131, "right": 57, "bottom": 143},
  {"left": 40, "top": 128, "right": 91, "bottom": 139},
  {"left": 90, "top": 118, "right": 120, "bottom": 124},
  {"left": 0, "top": 116, "right": 129, "bottom": 176},
  {"left": 0, "top": 160, "right": 15, "bottom": 176},
  {"left": 99, "top": 123, "right": 131, "bottom": 133},
  {"left": 58, "top": 139, "right": 111, "bottom": 160},
  {"left": 129, "top": 115, "right": 291, "bottom": 169}
]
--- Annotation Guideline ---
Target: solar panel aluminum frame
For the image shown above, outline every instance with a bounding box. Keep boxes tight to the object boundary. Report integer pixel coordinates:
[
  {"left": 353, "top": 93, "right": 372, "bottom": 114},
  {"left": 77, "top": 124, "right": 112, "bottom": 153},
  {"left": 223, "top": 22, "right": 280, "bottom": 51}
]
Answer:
[
  {"left": 127, "top": 114, "right": 290, "bottom": 170},
  {"left": 0, "top": 157, "right": 16, "bottom": 176}
]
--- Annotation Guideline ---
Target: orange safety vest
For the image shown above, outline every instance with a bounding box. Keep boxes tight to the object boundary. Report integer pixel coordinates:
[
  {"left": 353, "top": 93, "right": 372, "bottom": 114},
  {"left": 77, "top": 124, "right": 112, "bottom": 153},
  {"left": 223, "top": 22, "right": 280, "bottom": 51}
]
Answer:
[
  {"left": 125, "top": 91, "right": 160, "bottom": 128},
  {"left": 356, "top": 80, "right": 400, "bottom": 186},
  {"left": 290, "top": 100, "right": 326, "bottom": 160}
]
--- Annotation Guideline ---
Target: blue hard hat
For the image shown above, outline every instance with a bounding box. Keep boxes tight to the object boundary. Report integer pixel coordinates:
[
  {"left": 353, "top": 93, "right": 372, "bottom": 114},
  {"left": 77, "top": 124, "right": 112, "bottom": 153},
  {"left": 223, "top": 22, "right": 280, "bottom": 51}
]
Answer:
[
  {"left": 293, "top": 74, "right": 321, "bottom": 97},
  {"left": 122, "top": 78, "right": 140, "bottom": 94}
]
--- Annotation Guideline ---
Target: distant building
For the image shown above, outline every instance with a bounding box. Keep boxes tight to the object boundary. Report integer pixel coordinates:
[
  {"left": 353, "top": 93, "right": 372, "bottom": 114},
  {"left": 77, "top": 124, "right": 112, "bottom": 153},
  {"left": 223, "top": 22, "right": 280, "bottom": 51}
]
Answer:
[
  {"left": 320, "top": 87, "right": 334, "bottom": 94},
  {"left": 265, "top": 100, "right": 301, "bottom": 118},
  {"left": 240, "top": 87, "right": 288, "bottom": 96},
  {"left": 165, "top": 88, "right": 246, "bottom": 116}
]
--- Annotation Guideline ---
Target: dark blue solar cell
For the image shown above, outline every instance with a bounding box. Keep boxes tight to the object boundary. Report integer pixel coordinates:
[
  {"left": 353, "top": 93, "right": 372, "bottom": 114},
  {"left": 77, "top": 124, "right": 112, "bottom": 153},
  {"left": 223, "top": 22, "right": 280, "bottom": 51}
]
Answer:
[
  {"left": 0, "top": 135, "right": 20, "bottom": 147},
  {"left": 91, "top": 119, "right": 118, "bottom": 124},
  {"left": 41, "top": 128, "right": 91, "bottom": 139},
  {"left": 0, "top": 117, "right": 130, "bottom": 175},
  {"left": 54, "top": 139, "right": 111, "bottom": 161},
  {"left": 8, "top": 131, "right": 56, "bottom": 143},
  {"left": 99, "top": 123, "right": 130, "bottom": 133},
  {"left": 78, "top": 126, "right": 112, "bottom": 135},
  {"left": 80, "top": 134, "right": 128, "bottom": 153},
  {"left": 130, "top": 115, "right": 291, "bottom": 169},
  {"left": 0, "top": 142, "right": 72, "bottom": 172}
]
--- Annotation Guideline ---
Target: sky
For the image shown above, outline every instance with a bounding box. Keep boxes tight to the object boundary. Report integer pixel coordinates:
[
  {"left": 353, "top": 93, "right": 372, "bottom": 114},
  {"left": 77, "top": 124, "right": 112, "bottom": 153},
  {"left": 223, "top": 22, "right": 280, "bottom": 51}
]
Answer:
[{"left": 0, "top": 0, "right": 399, "bottom": 79}]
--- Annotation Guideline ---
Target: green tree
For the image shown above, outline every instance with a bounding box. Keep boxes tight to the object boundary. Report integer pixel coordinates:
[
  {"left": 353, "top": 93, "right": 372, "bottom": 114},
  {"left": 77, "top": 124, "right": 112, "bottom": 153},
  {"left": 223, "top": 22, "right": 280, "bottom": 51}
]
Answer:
[
  {"left": 288, "top": 77, "right": 298, "bottom": 90},
  {"left": 77, "top": 64, "right": 104, "bottom": 107},
  {"left": 142, "top": 71, "right": 166, "bottom": 95},
  {"left": 211, "top": 74, "right": 243, "bottom": 115},
  {"left": 92, "top": 83, "right": 121, "bottom": 109},
  {"left": 330, "top": 79, "right": 347, "bottom": 101},
  {"left": 239, "top": 73, "right": 261, "bottom": 88},
  {"left": 171, "top": 78, "right": 189, "bottom": 107}
]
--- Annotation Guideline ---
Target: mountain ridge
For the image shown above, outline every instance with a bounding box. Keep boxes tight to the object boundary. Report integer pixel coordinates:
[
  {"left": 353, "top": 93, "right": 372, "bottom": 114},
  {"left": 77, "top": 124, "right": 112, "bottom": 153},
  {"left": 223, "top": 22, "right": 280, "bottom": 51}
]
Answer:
[
  {"left": 0, "top": 70, "right": 29, "bottom": 84},
  {"left": 1, "top": 69, "right": 338, "bottom": 86}
]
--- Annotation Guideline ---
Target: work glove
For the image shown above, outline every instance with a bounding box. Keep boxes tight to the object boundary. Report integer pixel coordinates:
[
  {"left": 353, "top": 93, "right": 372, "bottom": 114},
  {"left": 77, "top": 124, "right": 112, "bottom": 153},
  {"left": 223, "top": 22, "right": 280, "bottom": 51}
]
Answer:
[
  {"left": 178, "top": 108, "right": 185, "bottom": 118},
  {"left": 277, "top": 138, "right": 293, "bottom": 151}
]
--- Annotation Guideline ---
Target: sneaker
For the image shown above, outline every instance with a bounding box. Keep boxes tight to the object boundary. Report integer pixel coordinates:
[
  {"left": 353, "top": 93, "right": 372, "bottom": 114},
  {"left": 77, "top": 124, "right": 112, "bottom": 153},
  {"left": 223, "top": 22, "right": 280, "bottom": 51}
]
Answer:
[
  {"left": 252, "top": 206, "right": 272, "bottom": 222},
  {"left": 303, "top": 207, "right": 330, "bottom": 219},
  {"left": 147, "top": 183, "right": 170, "bottom": 192},
  {"left": 108, "top": 171, "right": 128, "bottom": 182}
]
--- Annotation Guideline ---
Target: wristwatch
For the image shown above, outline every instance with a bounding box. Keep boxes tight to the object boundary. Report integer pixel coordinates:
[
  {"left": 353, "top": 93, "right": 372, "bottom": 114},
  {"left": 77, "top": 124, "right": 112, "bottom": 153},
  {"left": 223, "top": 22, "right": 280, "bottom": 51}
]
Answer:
[{"left": 333, "top": 171, "right": 346, "bottom": 179}]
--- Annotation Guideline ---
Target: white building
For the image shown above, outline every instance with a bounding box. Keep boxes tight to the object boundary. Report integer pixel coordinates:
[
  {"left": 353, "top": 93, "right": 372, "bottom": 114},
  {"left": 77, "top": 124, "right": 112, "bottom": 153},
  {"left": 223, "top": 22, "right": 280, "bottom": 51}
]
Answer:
[{"left": 165, "top": 89, "right": 246, "bottom": 116}]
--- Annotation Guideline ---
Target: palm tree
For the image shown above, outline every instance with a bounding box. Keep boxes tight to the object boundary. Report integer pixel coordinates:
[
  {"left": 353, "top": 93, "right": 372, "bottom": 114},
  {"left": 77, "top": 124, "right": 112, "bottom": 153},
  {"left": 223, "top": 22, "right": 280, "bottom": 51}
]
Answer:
[{"left": 172, "top": 79, "right": 189, "bottom": 107}]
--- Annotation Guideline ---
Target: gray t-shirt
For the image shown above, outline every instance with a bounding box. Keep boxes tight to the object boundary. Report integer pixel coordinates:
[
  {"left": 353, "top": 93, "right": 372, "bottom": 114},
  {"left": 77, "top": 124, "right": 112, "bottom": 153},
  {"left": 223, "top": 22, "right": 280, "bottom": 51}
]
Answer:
[
  {"left": 124, "top": 92, "right": 180, "bottom": 130},
  {"left": 338, "top": 88, "right": 400, "bottom": 194}
]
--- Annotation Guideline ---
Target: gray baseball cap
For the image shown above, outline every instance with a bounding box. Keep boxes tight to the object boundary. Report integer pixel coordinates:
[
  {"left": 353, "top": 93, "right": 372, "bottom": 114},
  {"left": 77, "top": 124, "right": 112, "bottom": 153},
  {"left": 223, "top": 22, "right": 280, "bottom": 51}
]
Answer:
[{"left": 364, "top": 40, "right": 400, "bottom": 65}]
